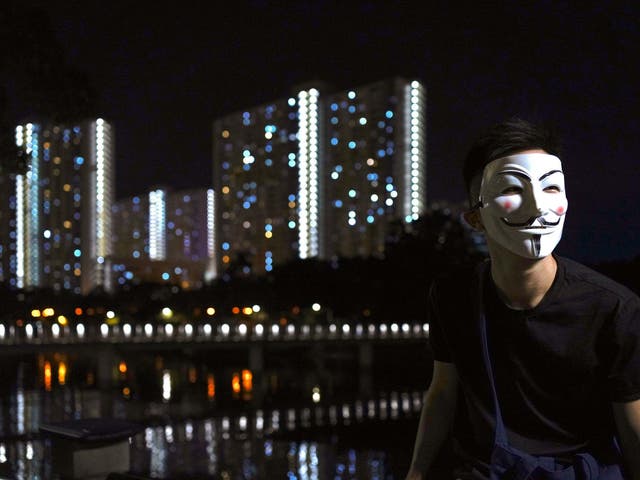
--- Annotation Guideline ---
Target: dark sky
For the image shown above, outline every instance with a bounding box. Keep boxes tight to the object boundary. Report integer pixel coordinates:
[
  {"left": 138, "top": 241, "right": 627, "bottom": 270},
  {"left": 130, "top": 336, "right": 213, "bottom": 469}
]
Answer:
[{"left": 34, "top": 1, "right": 640, "bottom": 264}]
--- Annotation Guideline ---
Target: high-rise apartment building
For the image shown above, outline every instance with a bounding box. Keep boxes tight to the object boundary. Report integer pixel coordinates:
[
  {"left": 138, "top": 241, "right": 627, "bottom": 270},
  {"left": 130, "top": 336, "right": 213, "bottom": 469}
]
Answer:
[
  {"left": 6, "top": 119, "right": 115, "bottom": 294},
  {"left": 212, "top": 77, "right": 427, "bottom": 277},
  {"left": 212, "top": 97, "right": 300, "bottom": 278},
  {"left": 322, "top": 78, "right": 427, "bottom": 258},
  {"left": 111, "top": 187, "right": 214, "bottom": 289}
]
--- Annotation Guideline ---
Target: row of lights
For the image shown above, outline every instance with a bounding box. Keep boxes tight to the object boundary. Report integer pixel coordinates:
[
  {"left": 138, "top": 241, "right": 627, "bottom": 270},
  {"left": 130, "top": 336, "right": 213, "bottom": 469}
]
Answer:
[{"left": 0, "top": 321, "right": 429, "bottom": 343}]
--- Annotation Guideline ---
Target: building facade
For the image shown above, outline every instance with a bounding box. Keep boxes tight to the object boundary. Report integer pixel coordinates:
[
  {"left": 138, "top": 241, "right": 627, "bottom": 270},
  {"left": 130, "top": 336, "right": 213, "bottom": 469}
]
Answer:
[
  {"left": 6, "top": 119, "right": 115, "bottom": 294},
  {"left": 212, "top": 97, "right": 300, "bottom": 277},
  {"left": 321, "top": 78, "right": 427, "bottom": 258},
  {"left": 111, "top": 187, "right": 214, "bottom": 289},
  {"left": 212, "top": 77, "right": 427, "bottom": 277}
]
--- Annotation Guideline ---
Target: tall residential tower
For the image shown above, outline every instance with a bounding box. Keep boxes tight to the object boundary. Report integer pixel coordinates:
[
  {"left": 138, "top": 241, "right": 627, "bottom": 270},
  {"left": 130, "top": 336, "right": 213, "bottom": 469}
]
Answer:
[
  {"left": 212, "top": 77, "right": 427, "bottom": 277},
  {"left": 111, "top": 187, "right": 215, "bottom": 289},
  {"left": 8, "top": 119, "right": 115, "bottom": 294}
]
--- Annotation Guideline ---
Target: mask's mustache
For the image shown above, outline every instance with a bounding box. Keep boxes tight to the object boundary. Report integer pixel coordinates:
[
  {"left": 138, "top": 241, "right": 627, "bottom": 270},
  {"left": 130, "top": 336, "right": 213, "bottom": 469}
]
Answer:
[{"left": 501, "top": 216, "right": 561, "bottom": 228}]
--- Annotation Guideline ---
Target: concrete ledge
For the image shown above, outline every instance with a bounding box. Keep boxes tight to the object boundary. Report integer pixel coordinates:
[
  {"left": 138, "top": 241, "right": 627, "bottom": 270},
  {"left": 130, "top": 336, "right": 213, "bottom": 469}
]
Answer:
[{"left": 39, "top": 418, "right": 143, "bottom": 480}]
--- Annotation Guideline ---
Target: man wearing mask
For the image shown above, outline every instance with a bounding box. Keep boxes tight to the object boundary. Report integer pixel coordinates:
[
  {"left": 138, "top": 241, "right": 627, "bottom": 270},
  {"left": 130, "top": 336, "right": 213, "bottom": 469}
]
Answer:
[{"left": 406, "top": 118, "right": 640, "bottom": 479}]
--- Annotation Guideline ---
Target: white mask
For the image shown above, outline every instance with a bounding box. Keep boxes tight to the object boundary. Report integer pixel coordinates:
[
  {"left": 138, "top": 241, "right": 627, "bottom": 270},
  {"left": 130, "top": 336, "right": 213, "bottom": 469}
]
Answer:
[{"left": 478, "top": 153, "right": 568, "bottom": 259}]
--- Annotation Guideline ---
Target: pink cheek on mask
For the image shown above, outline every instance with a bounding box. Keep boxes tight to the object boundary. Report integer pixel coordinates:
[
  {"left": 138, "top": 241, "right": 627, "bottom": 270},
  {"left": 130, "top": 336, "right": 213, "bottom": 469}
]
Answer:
[
  {"left": 556, "top": 206, "right": 565, "bottom": 214},
  {"left": 495, "top": 196, "right": 520, "bottom": 213},
  {"left": 501, "top": 200, "right": 520, "bottom": 213}
]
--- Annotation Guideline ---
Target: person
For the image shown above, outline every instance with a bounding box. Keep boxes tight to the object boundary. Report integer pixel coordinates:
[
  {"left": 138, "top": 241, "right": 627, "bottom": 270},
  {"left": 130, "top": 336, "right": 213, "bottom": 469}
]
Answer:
[{"left": 405, "top": 118, "right": 640, "bottom": 480}]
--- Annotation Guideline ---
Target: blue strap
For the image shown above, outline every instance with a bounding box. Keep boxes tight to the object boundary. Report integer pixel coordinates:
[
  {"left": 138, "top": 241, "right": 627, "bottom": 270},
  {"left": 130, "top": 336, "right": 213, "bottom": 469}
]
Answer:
[{"left": 474, "top": 261, "right": 509, "bottom": 447}]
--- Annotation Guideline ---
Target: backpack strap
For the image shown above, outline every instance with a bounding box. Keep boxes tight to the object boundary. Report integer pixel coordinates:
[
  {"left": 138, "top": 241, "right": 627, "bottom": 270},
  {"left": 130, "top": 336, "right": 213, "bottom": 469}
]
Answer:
[{"left": 472, "top": 259, "right": 509, "bottom": 447}]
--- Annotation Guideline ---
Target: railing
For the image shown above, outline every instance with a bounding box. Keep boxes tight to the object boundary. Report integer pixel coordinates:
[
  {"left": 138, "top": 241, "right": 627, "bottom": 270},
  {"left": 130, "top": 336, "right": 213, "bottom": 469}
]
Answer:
[{"left": 0, "top": 321, "right": 430, "bottom": 346}]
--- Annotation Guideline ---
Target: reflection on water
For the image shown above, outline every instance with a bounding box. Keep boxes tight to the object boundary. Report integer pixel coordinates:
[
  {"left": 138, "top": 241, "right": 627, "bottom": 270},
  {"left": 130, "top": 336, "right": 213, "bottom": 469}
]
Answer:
[
  {"left": 0, "top": 389, "right": 423, "bottom": 479},
  {"left": 0, "top": 344, "right": 430, "bottom": 479},
  {"left": 133, "top": 407, "right": 405, "bottom": 479}
]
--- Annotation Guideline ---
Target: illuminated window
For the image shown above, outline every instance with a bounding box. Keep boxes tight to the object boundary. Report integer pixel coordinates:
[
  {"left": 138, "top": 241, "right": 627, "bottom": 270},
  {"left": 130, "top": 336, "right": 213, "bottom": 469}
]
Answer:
[
  {"left": 207, "top": 374, "right": 215, "bottom": 399},
  {"left": 232, "top": 373, "right": 241, "bottom": 395}
]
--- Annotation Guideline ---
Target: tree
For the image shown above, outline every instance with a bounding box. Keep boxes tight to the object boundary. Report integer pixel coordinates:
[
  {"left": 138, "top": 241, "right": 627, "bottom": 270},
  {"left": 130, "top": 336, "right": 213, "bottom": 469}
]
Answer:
[{"left": 0, "top": 3, "right": 98, "bottom": 174}]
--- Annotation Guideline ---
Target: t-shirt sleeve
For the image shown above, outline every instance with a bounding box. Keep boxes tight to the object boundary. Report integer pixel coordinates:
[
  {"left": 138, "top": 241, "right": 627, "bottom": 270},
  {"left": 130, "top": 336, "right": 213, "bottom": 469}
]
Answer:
[
  {"left": 427, "top": 278, "right": 453, "bottom": 363},
  {"left": 605, "top": 295, "right": 640, "bottom": 402}
]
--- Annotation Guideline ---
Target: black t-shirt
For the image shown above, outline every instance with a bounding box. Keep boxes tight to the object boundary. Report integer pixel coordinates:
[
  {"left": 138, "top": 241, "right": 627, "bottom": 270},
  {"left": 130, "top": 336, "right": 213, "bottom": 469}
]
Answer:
[{"left": 428, "top": 255, "right": 640, "bottom": 463}]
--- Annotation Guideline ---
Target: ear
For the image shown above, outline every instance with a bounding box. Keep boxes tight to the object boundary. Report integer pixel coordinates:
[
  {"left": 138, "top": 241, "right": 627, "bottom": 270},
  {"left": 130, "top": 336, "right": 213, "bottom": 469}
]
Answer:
[{"left": 461, "top": 209, "right": 484, "bottom": 231}]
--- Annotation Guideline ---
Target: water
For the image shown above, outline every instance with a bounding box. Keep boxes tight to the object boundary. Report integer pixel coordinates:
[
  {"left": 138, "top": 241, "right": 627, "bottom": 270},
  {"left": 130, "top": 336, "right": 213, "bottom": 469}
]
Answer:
[{"left": 0, "top": 342, "right": 431, "bottom": 479}]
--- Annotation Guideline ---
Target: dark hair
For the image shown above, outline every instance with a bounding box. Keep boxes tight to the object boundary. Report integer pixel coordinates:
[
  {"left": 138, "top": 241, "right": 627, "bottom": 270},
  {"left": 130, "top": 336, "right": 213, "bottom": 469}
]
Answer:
[{"left": 463, "top": 117, "right": 562, "bottom": 207}]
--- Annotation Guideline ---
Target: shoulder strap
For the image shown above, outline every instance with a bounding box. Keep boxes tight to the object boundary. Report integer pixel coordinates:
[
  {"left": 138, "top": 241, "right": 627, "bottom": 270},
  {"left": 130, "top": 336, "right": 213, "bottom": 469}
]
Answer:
[{"left": 473, "top": 260, "right": 509, "bottom": 447}]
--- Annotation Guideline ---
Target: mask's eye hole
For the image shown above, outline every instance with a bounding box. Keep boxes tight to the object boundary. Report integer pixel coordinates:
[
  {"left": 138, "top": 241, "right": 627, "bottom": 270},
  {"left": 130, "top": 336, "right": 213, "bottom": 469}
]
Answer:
[
  {"left": 543, "top": 185, "right": 561, "bottom": 193},
  {"left": 501, "top": 186, "right": 522, "bottom": 195}
]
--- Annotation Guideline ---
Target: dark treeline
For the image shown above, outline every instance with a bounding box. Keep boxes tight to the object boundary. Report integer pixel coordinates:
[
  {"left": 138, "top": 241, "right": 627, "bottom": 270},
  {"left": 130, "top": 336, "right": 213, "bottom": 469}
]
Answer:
[
  {"left": 0, "top": 207, "right": 478, "bottom": 322},
  {"left": 0, "top": 206, "right": 484, "bottom": 323},
  {"left": 1, "top": 209, "right": 639, "bottom": 325}
]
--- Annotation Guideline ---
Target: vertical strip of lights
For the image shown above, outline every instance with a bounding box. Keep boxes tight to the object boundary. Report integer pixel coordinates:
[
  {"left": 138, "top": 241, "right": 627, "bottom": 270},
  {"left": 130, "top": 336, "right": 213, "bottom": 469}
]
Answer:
[
  {"left": 149, "top": 189, "right": 166, "bottom": 260},
  {"left": 95, "top": 120, "right": 105, "bottom": 274},
  {"left": 15, "top": 176, "right": 24, "bottom": 288},
  {"left": 404, "top": 81, "right": 427, "bottom": 222},
  {"left": 14, "top": 127, "right": 24, "bottom": 288},
  {"left": 25, "top": 123, "right": 40, "bottom": 286},
  {"left": 309, "top": 89, "right": 320, "bottom": 256},
  {"left": 206, "top": 188, "right": 217, "bottom": 279},
  {"left": 94, "top": 119, "right": 113, "bottom": 291},
  {"left": 297, "top": 91, "right": 309, "bottom": 257},
  {"left": 297, "top": 88, "right": 320, "bottom": 258}
]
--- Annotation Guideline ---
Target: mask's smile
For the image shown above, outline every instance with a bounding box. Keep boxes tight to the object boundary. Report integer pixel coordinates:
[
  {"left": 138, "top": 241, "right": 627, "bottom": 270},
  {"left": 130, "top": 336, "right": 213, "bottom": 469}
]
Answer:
[{"left": 501, "top": 216, "right": 561, "bottom": 228}]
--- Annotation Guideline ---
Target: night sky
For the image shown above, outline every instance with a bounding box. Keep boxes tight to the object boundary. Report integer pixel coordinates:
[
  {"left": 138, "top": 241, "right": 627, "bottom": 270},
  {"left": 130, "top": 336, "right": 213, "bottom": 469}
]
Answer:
[{"left": 33, "top": 1, "right": 640, "bottom": 263}]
